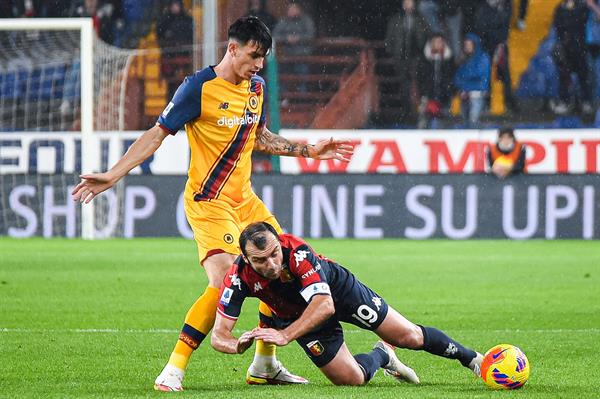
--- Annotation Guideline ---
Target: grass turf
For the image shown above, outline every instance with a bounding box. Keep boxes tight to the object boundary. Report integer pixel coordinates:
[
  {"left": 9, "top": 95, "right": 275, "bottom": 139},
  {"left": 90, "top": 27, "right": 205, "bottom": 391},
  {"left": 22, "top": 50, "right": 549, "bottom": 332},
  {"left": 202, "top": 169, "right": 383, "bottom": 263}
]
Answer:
[{"left": 0, "top": 238, "right": 599, "bottom": 398}]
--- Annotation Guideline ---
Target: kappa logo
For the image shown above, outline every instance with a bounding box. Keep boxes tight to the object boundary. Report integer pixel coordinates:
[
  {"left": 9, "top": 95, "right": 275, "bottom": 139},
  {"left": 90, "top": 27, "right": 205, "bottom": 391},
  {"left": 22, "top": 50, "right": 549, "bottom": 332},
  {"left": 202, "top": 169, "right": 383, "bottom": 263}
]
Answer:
[
  {"left": 253, "top": 282, "right": 262, "bottom": 292},
  {"left": 306, "top": 340, "right": 324, "bottom": 357},
  {"left": 372, "top": 296, "right": 382, "bottom": 311},
  {"left": 294, "top": 250, "right": 310, "bottom": 264},
  {"left": 229, "top": 273, "right": 242, "bottom": 290},
  {"left": 218, "top": 102, "right": 229, "bottom": 110},
  {"left": 444, "top": 342, "right": 458, "bottom": 357}
]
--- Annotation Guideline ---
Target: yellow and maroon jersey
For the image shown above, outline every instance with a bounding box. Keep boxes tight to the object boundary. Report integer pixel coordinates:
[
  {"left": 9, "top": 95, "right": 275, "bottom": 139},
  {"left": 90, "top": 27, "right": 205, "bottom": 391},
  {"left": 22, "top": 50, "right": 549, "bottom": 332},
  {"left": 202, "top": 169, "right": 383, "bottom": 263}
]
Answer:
[{"left": 157, "top": 66, "right": 266, "bottom": 205}]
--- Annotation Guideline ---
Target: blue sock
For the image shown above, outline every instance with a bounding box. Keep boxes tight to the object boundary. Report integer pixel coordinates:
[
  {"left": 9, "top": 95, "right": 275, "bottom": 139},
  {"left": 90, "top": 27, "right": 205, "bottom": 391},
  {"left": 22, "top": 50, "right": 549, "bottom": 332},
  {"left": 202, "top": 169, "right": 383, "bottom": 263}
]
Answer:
[
  {"left": 419, "top": 325, "right": 477, "bottom": 367},
  {"left": 353, "top": 347, "right": 390, "bottom": 382}
]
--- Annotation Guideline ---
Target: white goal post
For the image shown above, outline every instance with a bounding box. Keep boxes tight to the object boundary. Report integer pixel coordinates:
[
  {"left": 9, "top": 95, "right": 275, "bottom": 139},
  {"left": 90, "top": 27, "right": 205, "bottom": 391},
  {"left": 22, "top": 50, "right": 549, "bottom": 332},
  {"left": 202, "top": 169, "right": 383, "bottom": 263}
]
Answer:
[{"left": 0, "top": 18, "right": 95, "bottom": 239}]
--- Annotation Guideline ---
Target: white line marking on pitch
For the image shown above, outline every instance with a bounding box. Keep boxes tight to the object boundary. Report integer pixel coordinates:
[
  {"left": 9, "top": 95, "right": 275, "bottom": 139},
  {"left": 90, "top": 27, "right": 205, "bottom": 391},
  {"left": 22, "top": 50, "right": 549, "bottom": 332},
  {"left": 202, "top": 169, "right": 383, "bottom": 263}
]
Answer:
[{"left": 1, "top": 328, "right": 599, "bottom": 334}]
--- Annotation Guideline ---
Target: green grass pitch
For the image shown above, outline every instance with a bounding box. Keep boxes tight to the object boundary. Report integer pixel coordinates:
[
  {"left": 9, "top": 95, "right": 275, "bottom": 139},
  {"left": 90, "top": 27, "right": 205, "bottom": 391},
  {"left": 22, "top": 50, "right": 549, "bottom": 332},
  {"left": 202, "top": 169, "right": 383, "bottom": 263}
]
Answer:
[{"left": 1, "top": 238, "right": 599, "bottom": 398}]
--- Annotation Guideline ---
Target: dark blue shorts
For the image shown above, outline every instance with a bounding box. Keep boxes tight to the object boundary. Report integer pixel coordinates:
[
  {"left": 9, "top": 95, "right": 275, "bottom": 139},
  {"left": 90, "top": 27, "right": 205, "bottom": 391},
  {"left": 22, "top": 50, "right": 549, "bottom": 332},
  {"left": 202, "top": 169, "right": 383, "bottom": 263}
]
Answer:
[{"left": 262, "top": 277, "right": 389, "bottom": 368}]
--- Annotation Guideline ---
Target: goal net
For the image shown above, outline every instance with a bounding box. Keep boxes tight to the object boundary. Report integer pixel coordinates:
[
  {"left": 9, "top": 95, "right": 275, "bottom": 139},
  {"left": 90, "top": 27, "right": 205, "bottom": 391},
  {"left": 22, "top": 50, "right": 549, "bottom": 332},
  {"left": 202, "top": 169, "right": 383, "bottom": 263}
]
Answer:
[{"left": 0, "top": 18, "right": 136, "bottom": 239}]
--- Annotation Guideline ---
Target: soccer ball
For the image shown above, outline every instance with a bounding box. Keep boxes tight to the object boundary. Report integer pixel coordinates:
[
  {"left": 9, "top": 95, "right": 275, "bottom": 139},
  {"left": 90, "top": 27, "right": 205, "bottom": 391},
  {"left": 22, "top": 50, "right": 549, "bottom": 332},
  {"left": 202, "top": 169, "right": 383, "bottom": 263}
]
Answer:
[{"left": 481, "top": 344, "right": 530, "bottom": 389}]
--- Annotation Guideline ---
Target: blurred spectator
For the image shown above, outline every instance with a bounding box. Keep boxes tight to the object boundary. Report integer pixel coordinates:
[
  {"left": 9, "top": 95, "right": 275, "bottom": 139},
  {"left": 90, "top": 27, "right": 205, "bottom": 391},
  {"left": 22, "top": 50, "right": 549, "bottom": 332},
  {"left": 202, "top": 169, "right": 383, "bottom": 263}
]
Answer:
[
  {"left": 246, "top": 0, "right": 277, "bottom": 31},
  {"left": 45, "top": 0, "right": 74, "bottom": 17},
  {"left": 460, "top": 0, "right": 480, "bottom": 35},
  {"left": 100, "top": 0, "right": 125, "bottom": 44},
  {"left": 418, "top": 0, "right": 441, "bottom": 33},
  {"left": 0, "top": 2, "right": 14, "bottom": 17},
  {"left": 487, "top": 127, "right": 526, "bottom": 178},
  {"left": 70, "top": 0, "right": 121, "bottom": 45},
  {"left": 273, "top": 2, "right": 315, "bottom": 93},
  {"left": 586, "top": 0, "right": 600, "bottom": 96},
  {"left": 552, "top": 0, "right": 593, "bottom": 115},
  {"left": 11, "top": 0, "right": 43, "bottom": 17},
  {"left": 474, "top": 0, "right": 518, "bottom": 113},
  {"left": 385, "top": 0, "right": 429, "bottom": 121},
  {"left": 418, "top": 0, "right": 463, "bottom": 62},
  {"left": 156, "top": 0, "right": 193, "bottom": 100},
  {"left": 454, "top": 33, "right": 490, "bottom": 127},
  {"left": 416, "top": 33, "right": 455, "bottom": 128},
  {"left": 516, "top": 0, "right": 529, "bottom": 30},
  {"left": 440, "top": 0, "right": 463, "bottom": 62}
]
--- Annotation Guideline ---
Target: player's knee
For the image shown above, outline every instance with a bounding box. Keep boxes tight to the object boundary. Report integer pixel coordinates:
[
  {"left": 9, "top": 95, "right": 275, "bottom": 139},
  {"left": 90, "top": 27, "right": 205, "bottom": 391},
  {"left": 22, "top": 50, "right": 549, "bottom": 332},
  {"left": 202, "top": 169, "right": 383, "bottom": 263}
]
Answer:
[
  {"left": 324, "top": 361, "right": 365, "bottom": 386},
  {"left": 399, "top": 324, "right": 424, "bottom": 349}
]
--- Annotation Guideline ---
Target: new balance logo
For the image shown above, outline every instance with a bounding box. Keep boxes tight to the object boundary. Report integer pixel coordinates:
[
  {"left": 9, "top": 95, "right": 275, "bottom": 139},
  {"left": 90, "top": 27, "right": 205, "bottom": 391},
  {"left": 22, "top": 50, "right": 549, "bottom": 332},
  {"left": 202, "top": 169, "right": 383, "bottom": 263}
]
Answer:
[
  {"left": 253, "top": 282, "right": 262, "bottom": 292},
  {"left": 218, "top": 102, "right": 229, "bottom": 110}
]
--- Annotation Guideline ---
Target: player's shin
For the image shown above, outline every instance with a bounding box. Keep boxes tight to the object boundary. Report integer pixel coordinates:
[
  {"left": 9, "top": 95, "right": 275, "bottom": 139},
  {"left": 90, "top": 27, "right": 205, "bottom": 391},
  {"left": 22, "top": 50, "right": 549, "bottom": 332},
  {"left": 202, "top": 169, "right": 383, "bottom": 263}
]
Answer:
[
  {"left": 168, "top": 286, "right": 220, "bottom": 369},
  {"left": 418, "top": 325, "right": 478, "bottom": 367},
  {"left": 353, "top": 347, "right": 390, "bottom": 383}
]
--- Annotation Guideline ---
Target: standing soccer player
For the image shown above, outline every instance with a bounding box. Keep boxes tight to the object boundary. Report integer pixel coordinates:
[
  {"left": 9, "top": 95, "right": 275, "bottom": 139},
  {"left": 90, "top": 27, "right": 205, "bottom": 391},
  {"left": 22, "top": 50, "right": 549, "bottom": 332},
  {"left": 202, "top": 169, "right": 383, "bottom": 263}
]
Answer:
[{"left": 71, "top": 16, "right": 353, "bottom": 391}]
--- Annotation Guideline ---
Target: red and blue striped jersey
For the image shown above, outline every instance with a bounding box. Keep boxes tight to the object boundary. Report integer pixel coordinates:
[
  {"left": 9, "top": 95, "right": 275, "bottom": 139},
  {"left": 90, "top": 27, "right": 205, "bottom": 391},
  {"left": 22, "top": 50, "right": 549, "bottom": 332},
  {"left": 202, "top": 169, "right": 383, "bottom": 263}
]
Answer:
[{"left": 217, "top": 234, "right": 336, "bottom": 321}]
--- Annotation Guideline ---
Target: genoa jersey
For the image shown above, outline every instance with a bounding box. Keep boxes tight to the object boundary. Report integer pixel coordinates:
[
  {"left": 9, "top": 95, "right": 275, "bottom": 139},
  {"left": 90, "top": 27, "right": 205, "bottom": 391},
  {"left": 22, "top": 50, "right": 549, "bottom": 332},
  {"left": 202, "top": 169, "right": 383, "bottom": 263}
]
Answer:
[
  {"left": 157, "top": 66, "right": 267, "bottom": 205},
  {"left": 217, "top": 234, "right": 359, "bottom": 321}
]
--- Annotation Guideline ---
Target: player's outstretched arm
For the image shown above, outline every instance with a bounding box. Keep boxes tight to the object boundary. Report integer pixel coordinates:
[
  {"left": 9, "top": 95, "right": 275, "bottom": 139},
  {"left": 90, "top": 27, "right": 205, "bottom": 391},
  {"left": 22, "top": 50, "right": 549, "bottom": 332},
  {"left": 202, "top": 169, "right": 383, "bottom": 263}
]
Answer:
[
  {"left": 71, "top": 125, "right": 170, "bottom": 203},
  {"left": 211, "top": 312, "right": 254, "bottom": 354},
  {"left": 252, "top": 294, "right": 335, "bottom": 346},
  {"left": 254, "top": 126, "right": 354, "bottom": 161}
]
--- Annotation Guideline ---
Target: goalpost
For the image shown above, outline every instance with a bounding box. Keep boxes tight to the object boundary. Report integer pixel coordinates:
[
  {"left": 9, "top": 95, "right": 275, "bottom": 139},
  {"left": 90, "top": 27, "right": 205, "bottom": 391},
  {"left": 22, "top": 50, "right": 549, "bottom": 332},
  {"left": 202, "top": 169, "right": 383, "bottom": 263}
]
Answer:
[{"left": 0, "top": 18, "right": 136, "bottom": 239}]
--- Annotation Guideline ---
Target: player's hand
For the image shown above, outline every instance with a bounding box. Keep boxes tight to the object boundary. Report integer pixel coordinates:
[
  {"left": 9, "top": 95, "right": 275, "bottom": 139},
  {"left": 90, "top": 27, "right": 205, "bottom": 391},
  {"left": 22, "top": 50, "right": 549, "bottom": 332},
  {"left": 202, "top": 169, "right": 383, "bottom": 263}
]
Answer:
[
  {"left": 71, "top": 172, "right": 116, "bottom": 204},
  {"left": 311, "top": 138, "right": 354, "bottom": 162},
  {"left": 251, "top": 328, "right": 290, "bottom": 346},
  {"left": 236, "top": 331, "right": 255, "bottom": 354}
]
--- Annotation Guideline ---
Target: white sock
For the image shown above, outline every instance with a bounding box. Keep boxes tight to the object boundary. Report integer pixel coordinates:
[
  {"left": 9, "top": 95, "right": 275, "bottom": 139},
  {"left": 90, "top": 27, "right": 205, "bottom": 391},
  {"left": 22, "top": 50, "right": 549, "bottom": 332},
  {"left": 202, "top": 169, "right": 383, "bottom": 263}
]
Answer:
[{"left": 250, "top": 354, "right": 278, "bottom": 372}]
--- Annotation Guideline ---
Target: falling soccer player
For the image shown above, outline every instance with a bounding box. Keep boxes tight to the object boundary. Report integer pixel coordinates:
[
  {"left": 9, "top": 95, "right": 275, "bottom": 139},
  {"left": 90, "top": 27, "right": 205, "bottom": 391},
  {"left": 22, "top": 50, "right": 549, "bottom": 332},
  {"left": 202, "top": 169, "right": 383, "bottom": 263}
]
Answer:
[{"left": 212, "top": 222, "right": 484, "bottom": 386}]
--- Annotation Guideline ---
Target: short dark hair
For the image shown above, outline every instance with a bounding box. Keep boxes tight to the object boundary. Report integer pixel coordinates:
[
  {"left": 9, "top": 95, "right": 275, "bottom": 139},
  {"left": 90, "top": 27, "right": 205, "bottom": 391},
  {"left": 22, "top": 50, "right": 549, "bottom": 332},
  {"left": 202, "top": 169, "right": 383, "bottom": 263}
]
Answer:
[
  {"left": 239, "top": 221, "right": 279, "bottom": 258},
  {"left": 428, "top": 31, "right": 446, "bottom": 41},
  {"left": 228, "top": 16, "right": 272, "bottom": 55},
  {"left": 498, "top": 127, "right": 515, "bottom": 139}
]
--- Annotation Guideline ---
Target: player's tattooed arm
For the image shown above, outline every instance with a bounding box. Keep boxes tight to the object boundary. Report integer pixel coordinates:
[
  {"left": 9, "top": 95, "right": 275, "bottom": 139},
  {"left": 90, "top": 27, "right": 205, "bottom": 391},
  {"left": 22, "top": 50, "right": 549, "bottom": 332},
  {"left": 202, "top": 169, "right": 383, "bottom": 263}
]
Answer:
[
  {"left": 254, "top": 126, "right": 354, "bottom": 161},
  {"left": 254, "top": 126, "right": 314, "bottom": 157}
]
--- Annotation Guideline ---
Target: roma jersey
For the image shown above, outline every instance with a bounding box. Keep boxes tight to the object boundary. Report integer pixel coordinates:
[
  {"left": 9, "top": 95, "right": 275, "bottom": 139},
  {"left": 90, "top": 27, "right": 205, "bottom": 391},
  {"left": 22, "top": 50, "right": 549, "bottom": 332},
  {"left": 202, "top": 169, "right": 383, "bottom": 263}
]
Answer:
[{"left": 157, "top": 66, "right": 266, "bottom": 205}]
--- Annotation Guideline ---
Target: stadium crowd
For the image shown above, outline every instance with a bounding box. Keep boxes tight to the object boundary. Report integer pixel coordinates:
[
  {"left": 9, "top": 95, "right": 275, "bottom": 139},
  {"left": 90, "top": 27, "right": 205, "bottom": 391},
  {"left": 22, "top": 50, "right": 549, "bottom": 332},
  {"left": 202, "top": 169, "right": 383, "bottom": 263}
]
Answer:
[{"left": 3, "top": 0, "right": 600, "bottom": 130}]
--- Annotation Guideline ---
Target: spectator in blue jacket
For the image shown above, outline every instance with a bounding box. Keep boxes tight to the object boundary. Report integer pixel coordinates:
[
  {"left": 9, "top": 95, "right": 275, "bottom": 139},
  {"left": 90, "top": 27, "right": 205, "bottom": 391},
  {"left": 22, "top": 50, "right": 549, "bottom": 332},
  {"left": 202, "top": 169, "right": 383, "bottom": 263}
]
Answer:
[{"left": 454, "top": 33, "right": 491, "bottom": 127}]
